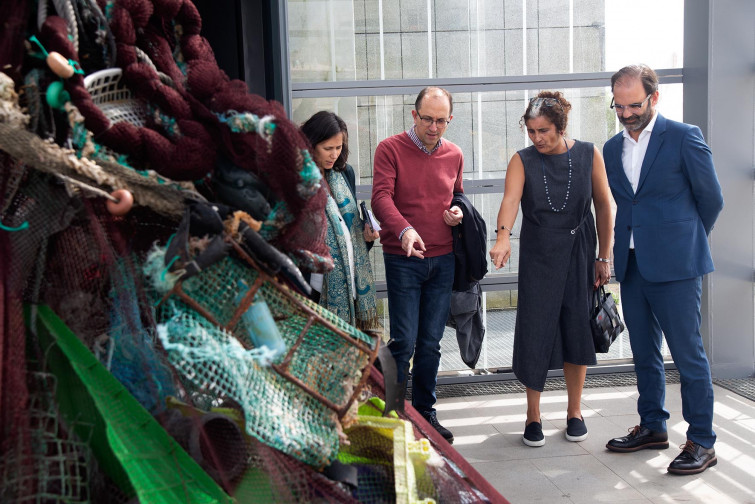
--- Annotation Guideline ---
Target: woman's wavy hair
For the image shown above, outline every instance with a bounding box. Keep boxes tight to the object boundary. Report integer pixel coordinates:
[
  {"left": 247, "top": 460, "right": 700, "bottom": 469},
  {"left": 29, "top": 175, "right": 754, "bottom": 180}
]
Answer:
[
  {"left": 301, "top": 111, "right": 349, "bottom": 172},
  {"left": 520, "top": 90, "right": 572, "bottom": 134}
]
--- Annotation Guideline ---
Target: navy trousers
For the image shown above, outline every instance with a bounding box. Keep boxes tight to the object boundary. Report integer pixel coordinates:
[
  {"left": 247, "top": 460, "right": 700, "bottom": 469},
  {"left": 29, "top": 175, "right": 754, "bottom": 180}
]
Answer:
[
  {"left": 621, "top": 250, "right": 716, "bottom": 448},
  {"left": 383, "top": 252, "right": 455, "bottom": 415}
]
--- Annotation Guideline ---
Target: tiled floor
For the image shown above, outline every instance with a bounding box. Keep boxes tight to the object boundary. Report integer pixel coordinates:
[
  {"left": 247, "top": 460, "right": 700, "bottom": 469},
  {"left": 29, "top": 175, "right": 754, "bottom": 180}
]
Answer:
[{"left": 435, "top": 383, "right": 755, "bottom": 503}]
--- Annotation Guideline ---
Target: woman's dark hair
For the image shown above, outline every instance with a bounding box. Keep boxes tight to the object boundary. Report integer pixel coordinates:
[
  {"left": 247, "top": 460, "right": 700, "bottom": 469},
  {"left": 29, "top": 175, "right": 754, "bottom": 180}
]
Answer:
[
  {"left": 520, "top": 90, "right": 572, "bottom": 134},
  {"left": 300, "top": 111, "right": 349, "bottom": 172}
]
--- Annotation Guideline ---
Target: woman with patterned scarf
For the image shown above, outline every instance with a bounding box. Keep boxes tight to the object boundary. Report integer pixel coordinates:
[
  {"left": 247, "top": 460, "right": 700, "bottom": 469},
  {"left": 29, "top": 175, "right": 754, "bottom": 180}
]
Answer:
[{"left": 301, "top": 111, "right": 380, "bottom": 330}]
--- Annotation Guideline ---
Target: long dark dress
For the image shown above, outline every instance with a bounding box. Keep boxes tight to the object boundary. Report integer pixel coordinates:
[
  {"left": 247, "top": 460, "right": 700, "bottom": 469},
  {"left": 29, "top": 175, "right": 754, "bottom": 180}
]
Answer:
[{"left": 512, "top": 140, "right": 597, "bottom": 392}]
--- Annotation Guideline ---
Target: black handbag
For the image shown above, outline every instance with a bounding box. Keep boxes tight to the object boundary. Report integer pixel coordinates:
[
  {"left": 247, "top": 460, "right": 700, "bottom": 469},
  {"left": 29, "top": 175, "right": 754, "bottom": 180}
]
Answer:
[{"left": 590, "top": 286, "right": 625, "bottom": 353}]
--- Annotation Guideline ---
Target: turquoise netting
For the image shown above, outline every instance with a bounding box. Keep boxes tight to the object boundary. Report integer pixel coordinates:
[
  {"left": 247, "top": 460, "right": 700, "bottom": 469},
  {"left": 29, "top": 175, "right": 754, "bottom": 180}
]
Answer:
[{"left": 149, "top": 245, "right": 378, "bottom": 468}]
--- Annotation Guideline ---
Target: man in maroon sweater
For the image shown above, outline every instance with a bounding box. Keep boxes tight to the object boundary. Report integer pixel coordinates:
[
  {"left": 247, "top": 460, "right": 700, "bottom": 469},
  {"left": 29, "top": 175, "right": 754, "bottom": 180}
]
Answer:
[{"left": 371, "top": 87, "right": 464, "bottom": 443}]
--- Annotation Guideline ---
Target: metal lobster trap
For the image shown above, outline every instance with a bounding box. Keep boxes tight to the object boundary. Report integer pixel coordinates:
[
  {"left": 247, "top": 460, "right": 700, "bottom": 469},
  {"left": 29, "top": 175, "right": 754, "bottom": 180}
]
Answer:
[{"left": 149, "top": 222, "right": 381, "bottom": 468}]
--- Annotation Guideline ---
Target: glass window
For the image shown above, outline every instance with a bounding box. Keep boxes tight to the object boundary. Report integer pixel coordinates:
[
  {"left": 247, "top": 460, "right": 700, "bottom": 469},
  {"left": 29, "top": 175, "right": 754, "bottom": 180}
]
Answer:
[
  {"left": 288, "top": 1, "right": 682, "bottom": 371},
  {"left": 288, "top": 0, "right": 683, "bottom": 83},
  {"left": 294, "top": 83, "right": 683, "bottom": 280},
  {"left": 440, "top": 287, "right": 639, "bottom": 371},
  {"left": 380, "top": 286, "right": 644, "bottom": 372},
  {"left": 292, "top": 83, "right": 683, "bottom": 188}
]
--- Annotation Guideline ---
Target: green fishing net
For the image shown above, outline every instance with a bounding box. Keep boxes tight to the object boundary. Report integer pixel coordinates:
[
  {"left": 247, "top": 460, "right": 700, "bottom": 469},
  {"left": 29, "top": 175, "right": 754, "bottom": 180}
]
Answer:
[{"left": 148, "top": 243, "right": 379, "bottom": 468}]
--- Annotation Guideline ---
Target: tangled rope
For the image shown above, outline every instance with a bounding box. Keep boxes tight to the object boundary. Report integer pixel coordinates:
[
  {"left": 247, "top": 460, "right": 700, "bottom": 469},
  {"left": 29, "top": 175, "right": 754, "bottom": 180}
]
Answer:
[
  {"left": 40, "top": 15, "right": 216, "bottom": 181},
  {"left": 0, "top": 72, "right": 203, "bottom": 216},
  {"left": 106, "top": 0, "right": 330, "bottom": 269},
  {"left": 35, "top": 0, "right": 330, "bottom": 271}
]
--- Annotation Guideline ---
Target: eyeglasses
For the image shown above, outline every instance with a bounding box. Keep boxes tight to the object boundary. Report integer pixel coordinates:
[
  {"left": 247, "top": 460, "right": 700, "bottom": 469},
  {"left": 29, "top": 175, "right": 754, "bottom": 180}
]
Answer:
[
  {"left": 415, "top": 111, "right": 450, "bottom": 128},
  {"left": 610, "top": 94, "right": 652, "bottom": 112},
  {"left": 529, "top": 97, "right": 561, "bottom": 108}
]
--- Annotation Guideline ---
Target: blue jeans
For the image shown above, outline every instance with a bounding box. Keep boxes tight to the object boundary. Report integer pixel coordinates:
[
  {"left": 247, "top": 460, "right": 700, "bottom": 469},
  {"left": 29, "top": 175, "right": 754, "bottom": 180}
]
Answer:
[
  {"left": 383, "top": 252, "right": 455, "bottom": 415},
  {"left": 621, "top": 251, "right": 716, "bottom": 448}
]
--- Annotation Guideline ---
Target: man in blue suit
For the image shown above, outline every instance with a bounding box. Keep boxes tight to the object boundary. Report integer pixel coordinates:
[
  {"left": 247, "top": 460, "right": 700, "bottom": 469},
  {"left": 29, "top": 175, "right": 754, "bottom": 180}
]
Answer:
[{"left": 603, "top": 64, "right": 724, "bottom": 475}]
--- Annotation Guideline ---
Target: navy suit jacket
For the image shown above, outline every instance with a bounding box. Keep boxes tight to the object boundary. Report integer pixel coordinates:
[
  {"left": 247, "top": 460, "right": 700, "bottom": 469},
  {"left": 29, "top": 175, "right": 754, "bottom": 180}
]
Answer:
[{"left": 603, "top": 114, "right": 724, "bottom": 283}]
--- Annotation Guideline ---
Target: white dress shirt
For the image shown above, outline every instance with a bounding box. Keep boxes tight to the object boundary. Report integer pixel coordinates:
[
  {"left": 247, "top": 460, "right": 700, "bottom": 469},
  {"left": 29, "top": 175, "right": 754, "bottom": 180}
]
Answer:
[{"left": 621, "top": 111, "right": 658, "bottom": 249}]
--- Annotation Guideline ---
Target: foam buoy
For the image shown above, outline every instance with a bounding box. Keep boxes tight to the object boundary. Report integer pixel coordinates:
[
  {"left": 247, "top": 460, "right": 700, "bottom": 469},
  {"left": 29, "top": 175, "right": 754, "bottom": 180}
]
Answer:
[
  {"left": 45, "top": 81, "right": 70, "bottom": 109},
  {"left": 106, "top": 189, "right": 134, "bottom": 216},
  {"left": 46, "top": 52, "right": 74, "bottom": 78}
]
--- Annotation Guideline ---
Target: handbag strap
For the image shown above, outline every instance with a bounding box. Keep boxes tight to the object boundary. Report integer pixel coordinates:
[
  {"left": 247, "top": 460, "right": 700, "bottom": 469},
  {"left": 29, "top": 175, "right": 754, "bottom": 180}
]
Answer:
[{"left": 593, "top": 285, "right": 605, "bottom": 309}]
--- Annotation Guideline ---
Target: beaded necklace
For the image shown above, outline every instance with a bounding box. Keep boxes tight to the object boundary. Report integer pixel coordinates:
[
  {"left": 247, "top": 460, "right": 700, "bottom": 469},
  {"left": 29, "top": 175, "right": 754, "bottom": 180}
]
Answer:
[{"left": 540, "top": 137, "right": 572, "bottom": 212}]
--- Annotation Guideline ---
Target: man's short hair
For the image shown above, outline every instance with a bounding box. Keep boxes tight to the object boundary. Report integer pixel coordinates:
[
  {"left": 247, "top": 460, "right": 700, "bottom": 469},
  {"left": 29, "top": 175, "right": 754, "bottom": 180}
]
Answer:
[
  {"left": 415, "top": 87, "right": 453, "bottom": 115},
  {"left": 611, "top": 64, "right": 659, "bottom": 95}
]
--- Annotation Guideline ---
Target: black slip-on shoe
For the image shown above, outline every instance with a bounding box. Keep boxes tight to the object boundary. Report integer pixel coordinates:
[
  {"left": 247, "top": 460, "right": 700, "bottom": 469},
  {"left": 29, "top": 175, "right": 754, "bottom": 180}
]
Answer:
[
  {"left": 523, "top": 420, "right": 545, "bottom": 447},
  {"left": 565, "top": 416, "right": 588, "bottom": 442}
]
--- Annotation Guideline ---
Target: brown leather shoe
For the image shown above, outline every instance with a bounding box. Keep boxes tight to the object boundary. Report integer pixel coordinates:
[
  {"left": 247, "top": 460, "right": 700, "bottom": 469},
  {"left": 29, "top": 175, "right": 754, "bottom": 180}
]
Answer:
[
  {"left": 667, "top": 440, "right": 717, "bottom": 475},
  {"left": 606, "top": 425, "right": 669, "bottom": 452}
]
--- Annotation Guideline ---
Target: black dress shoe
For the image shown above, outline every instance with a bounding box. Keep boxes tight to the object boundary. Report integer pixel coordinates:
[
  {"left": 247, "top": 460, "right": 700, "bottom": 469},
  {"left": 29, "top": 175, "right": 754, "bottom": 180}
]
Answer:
[
  {"left": 421, "top": 411, "right": 454, "bottom": 444},
  {"left": 606, "top": 425, "right": 669, "bottom": 452},
  {"left": 667, "top": 440, "right": 717, "bottom": 475}
]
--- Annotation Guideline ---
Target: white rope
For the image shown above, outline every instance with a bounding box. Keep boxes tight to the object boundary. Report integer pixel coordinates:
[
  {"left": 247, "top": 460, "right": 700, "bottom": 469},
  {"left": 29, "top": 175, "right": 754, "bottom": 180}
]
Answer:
[
  {"left": 52, "top": 0, "right": 79, "bottom": 53},
  {"left": 55, "top": 173, "right": 119, "bottom": 201},
  {"left": 257, "top": 115, "right": 276, "bottom": 144},
  {"left": 0, "top": 72, "right": 201, "bottom": 216}
]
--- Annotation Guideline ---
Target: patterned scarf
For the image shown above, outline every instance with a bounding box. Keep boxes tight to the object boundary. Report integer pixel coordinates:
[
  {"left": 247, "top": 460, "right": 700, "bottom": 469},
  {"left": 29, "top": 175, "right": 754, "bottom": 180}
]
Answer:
[{"left": 320, "top": 170, "right": 379, "bottom": 330}]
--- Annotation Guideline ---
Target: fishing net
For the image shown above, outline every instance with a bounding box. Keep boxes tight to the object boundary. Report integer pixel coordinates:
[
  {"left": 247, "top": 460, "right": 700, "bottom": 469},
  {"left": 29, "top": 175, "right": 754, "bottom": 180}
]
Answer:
[
  {"left": 149, "top": 235, "right": 380, "bottom": 468},
  {"left": 1, "top": 372, "right": 94, "bottom": 504},
  {"left": 338, "top": 415, "right": 438, "bottom": 504},
  {"left": 1, "top": 0, "right": 507, "bottom": 501}
]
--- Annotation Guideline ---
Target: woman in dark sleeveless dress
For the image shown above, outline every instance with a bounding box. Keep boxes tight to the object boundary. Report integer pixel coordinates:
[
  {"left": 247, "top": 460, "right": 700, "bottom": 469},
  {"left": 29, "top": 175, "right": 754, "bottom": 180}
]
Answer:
[{"left": 489, "top": 91, "right": 613, "bottom": 447}]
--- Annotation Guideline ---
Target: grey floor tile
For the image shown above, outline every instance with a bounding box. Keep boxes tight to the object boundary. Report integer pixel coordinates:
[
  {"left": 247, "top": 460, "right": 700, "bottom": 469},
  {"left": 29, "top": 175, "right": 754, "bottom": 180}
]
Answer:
[
  {"left": 437, "top": 382, "right": 755, "bottom": 503},
  {"left": 451, "top": 428, "right": 516, "bottom": 463},
  {"left": 567, "top": 415, "right": 635, "bottom": 453},
  {"left": 470, "top": 459, "right": 574, "bottom": 503},
  {"left": 613, "top": 385, "right": 641, "bottom": 396},
  {"left": 644, "top": 481, "right": 737, "bottom": 503},
  {"left": 714, "top": 389, "right": 755, "bottom": 420},
  {"left": 594, "top": 501, "right": 650, "bottom": 504},
  {"left": 530, "top": 453, "right": 647, "bottom": 502},
  {"left": 581, "top": 387, "right": 640, "bottom": 418}
]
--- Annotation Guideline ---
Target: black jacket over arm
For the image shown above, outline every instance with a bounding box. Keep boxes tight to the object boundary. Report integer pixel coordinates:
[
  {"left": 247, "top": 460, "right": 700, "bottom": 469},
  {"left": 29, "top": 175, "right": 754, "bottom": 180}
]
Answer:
[
  {"left": 447, "top": 192, "right": 488, "bottom": 368},
  {"left": 450, "top": 192, "right": 487, "bottom": 292}
]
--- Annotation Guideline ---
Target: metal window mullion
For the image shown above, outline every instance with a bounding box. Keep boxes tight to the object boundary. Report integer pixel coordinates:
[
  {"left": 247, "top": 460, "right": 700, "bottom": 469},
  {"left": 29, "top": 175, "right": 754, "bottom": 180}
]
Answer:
[
  {"left": 378, "top": 0, "right": 385, "bottom": 80},
  {"left": 328, "top": 0, "right": 336, "bottom": 82},
  {"left": 522, "top": 0, "right": 527, "bottom": 75},
  {"left": 291, "top": 70, "right": 684, "bottom": 98},
  {"left": 569, "top": 0, "right": 574, "bottom": 73},
  {"left": 427, "top": 0, "right": 433, "bottom": 78}
]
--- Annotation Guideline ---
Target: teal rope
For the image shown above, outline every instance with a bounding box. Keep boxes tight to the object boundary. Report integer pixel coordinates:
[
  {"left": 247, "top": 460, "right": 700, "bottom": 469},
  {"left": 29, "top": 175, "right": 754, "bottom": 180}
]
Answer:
[
  {"left": 160, "top": 255, "right": 180, "bottom": 283},
  {"left": 0, "top": 221, "right": 29, "bottom": 232},
  {"left": 158, "top": 233, "right": 179, "bottom": 284},
  {"left": 28, "top": 35, "right": 85, "bottom": 75},
  {"left": 28, "top": 35, "right": 49, "bottom": 57}
]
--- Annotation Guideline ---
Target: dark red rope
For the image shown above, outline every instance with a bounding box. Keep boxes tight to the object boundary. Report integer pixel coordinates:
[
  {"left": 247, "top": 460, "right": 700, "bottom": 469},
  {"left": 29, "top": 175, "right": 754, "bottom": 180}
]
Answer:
[{"left": 40, "top": 0, "right": 330, "bottom": 268}]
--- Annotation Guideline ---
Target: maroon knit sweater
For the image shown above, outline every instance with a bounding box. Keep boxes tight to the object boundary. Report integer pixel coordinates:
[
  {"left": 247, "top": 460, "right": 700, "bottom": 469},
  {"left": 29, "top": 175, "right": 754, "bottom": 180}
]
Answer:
[{"left": 371, "top": 132, "right": 464, "bottom": 257}]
